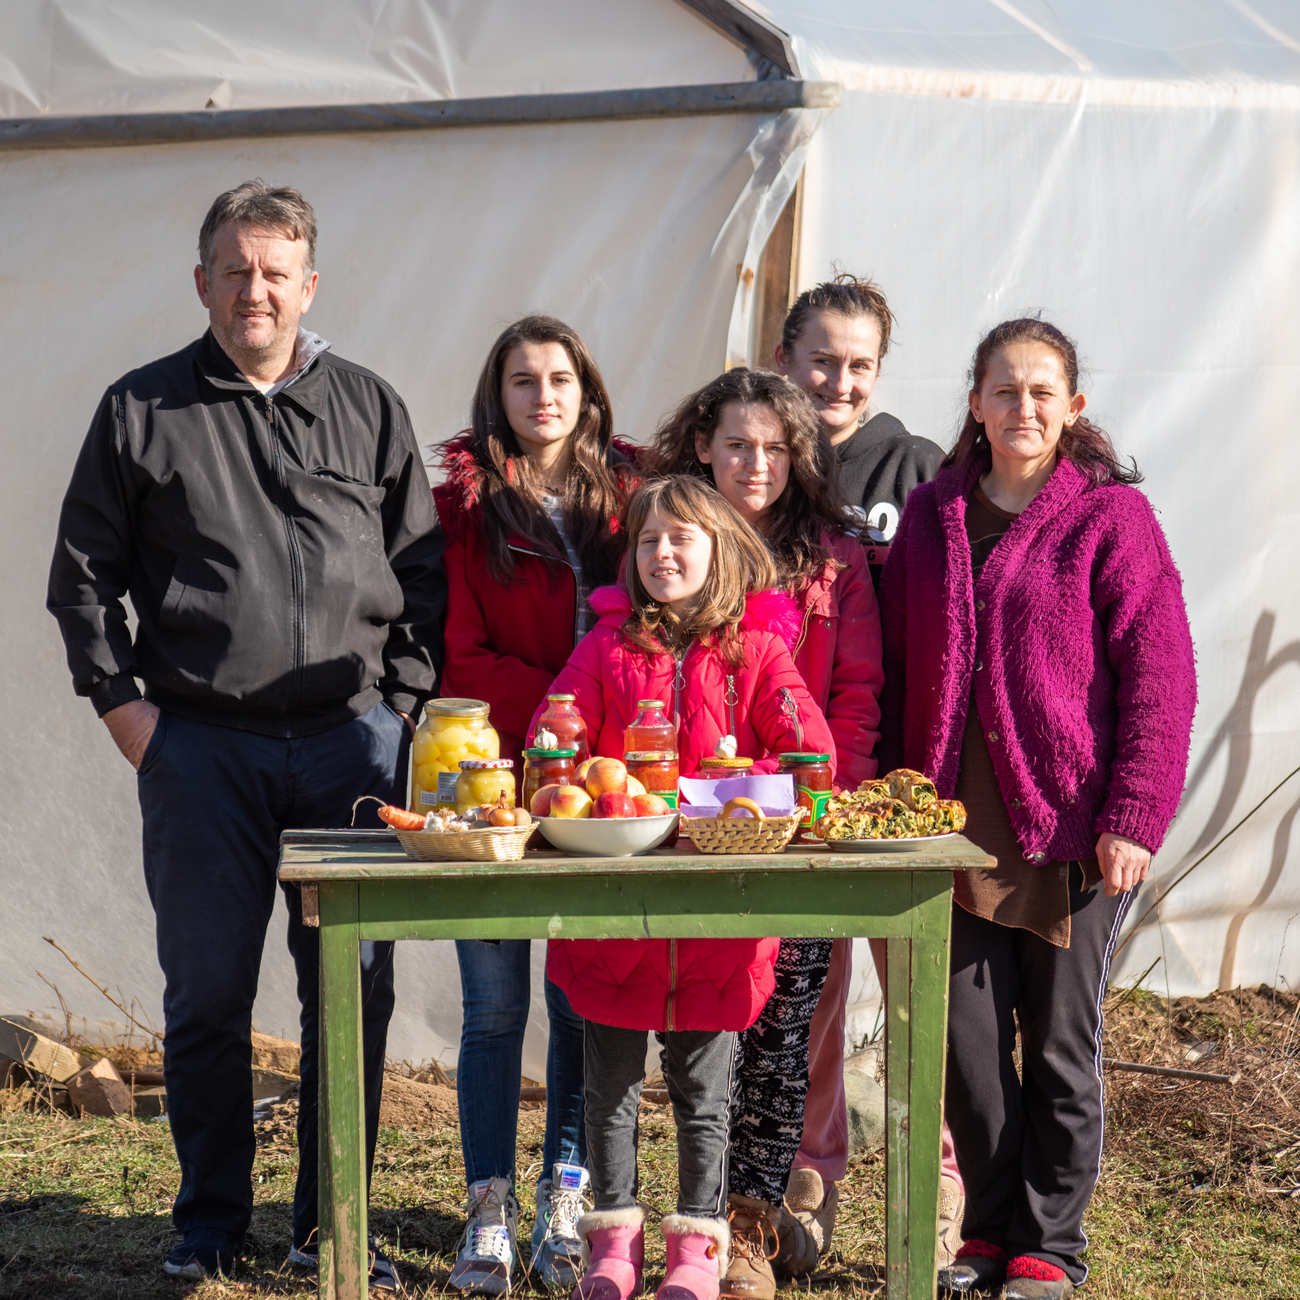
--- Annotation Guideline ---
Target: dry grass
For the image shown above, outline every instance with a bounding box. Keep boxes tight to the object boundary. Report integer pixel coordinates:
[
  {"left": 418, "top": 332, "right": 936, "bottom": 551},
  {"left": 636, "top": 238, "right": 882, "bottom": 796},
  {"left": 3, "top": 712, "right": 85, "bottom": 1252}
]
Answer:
[{"left": 0, "top": 987, "right": 1296, "bottom": 1299}]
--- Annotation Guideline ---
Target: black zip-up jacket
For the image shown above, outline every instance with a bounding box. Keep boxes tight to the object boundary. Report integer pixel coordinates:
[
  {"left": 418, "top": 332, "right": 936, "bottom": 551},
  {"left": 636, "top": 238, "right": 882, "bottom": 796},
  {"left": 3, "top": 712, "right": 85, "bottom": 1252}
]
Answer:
[{"left": 47, "top": 331, "right": 445, "bottom": 736}]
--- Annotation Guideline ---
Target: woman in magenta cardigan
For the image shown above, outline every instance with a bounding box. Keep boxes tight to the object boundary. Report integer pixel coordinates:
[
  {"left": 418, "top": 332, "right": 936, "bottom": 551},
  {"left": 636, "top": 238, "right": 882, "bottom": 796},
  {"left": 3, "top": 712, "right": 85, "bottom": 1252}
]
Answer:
[{"left": 880, "top": 319, "right": 1195, "bottom": 1300}]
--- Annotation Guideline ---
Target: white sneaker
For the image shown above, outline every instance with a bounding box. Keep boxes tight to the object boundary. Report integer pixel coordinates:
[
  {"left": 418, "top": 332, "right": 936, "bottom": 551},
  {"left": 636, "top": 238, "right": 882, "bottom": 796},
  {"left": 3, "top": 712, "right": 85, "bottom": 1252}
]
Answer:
[
  {"left": 449, "top": 1176, "right": 519, "bottom": 1295},
  {"left": 528, "top": 1162, "right": 591, "bottom": 1290}
]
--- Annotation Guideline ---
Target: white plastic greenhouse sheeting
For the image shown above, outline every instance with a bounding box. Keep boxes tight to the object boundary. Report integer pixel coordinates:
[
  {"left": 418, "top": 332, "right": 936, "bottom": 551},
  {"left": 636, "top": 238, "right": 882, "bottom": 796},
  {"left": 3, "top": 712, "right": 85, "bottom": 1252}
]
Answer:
[
  {"left": 0, "top": 1, "right": 820, "bottom": 1077},
  {"left": 756, "top": 0, "right": 1300, "bottom": 1040}
]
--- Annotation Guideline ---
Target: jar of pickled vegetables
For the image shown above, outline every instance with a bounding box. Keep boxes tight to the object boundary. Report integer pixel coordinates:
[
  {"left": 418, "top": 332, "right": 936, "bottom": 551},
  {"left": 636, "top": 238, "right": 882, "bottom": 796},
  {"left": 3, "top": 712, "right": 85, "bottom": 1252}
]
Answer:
[
  {"left": 411, "top": 699, "right": 500, "bottom": 812},
  {"left": 521, "top": 747, "right": 578, "bottom": 810},
  {"left": 778, "top": 752, "right": 834, "bottom": 829},
  {"left": 455, "top": 760, "right": 516, "bottom": 815},
  {"left": 535, "top": 694, "right": 589, "bottom": 763},
  {"left": 625, "top": 751, "right": 680, "bottom": 809}
]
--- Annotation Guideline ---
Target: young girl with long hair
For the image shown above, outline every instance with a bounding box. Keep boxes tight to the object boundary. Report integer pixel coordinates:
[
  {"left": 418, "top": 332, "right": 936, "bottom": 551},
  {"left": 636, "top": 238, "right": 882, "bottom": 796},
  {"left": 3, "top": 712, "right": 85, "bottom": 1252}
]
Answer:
[
  {"left": 644, "top": 370, "right": 882, "bottom": 1296},
  {"left": 433, "top": 314, "right": 637, "bottom": 1294},
  {"left": 533, "top": 475, "right": 836, "bottom": 1300}
]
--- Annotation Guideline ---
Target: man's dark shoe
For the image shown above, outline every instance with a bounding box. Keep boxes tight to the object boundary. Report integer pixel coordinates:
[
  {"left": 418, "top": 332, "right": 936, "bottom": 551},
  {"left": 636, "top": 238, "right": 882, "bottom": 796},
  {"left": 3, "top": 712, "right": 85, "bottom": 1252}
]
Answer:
[
  {"left": 288, "top": 1233, "right": 400, "bottom": 1293},
  {"left": 162, "top": 1233, "right": 237, "bottom": 1281},
  {"left": 938, "top": 1238, "right": 1006, "bottom": 1295},
  {"left": 1000, "top": 1254, "right": 1074, "bottom": 1299}
]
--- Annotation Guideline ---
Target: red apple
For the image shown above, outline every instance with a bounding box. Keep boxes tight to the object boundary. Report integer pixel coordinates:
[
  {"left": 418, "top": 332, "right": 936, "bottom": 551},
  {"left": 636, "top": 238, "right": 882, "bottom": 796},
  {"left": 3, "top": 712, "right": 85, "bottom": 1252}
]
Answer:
[
  {"left": 549, "top": 785, "right": 594, "bottom": 819},
  {"left": 592, "top": 791, "right": 638, "bottom": 819},
  {"left": 632, "top": 793, "right": 672, "bottom": 817},
  {"left": 529, "top": 783, "right": 562, "bottom": 817},
  {"left": 584, "top": 756, "right": 629, "bottom": 797}
]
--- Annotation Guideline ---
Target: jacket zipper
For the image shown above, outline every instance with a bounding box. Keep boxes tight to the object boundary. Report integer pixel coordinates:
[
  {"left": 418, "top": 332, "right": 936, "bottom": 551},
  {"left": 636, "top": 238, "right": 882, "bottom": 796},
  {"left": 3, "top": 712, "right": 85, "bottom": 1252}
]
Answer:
[
  {"left": 665, "top": 938, "right": 678, "bottom": 1031},
  {"left": 508, "top": 540, "right": 582, "bottom": 646},
  {"left": 779, "top": 687, "right": 804, "bottom": 748},
  {"left": 792, "top": 599, "right": 816, "bottom": 658},
  {"left": 264, "top": 398, "right": 306, "bottom": 702}
]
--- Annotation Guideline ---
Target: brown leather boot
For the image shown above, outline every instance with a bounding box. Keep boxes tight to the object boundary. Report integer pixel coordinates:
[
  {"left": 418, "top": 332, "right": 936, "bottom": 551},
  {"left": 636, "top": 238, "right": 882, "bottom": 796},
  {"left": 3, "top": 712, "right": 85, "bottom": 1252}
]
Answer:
[{"left": 719, "top": 1196, "right": 778, "bottom": 1300}]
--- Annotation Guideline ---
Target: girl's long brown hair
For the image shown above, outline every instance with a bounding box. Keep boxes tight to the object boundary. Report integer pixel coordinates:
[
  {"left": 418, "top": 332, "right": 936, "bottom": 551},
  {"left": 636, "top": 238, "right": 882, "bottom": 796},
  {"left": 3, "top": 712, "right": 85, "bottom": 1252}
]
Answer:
[
  {"left": 946, "top": 317, "right": 1143, "bottom": 486},
  {"left": 621, "top": 476, "right": 777, "bottom": 668},
  {"left": 465, "top": 315, "right": 628, "bottom": 582},
  {"left": 642, "top": 368, "right": 845, "bottom": 588}
]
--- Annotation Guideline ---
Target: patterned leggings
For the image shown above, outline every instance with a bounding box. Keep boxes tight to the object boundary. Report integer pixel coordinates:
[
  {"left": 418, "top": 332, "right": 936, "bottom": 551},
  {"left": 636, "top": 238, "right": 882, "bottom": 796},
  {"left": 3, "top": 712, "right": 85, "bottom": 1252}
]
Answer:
[{"left": 728, "top": 937, "right": 833, "bottom": 1202}]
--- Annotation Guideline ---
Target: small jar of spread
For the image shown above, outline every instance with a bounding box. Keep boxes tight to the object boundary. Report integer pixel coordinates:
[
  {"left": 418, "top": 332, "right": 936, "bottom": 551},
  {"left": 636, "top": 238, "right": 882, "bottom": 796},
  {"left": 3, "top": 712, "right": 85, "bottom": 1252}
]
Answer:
[
  {"left": 777, "top": 752, "right": 834, "bottom": 828},
  {"left": 699, "top": 756, "right": 755, "bottom": 777},
  {"left": 455, "top": 759, "right": 516, "bottom": 815},
  {"left": 521, "top": 746, "right": 578, "bottom": 810},
  {"left": 624, "top": 751, "right": 680, "bottom": 809}
]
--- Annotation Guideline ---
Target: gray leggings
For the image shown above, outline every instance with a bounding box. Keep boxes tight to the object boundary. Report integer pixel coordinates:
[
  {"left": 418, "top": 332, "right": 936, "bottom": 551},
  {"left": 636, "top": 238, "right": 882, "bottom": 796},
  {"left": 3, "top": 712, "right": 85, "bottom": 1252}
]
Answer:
[{"left": 584, "top": 1021, "right": 736, "bottom": 1217}]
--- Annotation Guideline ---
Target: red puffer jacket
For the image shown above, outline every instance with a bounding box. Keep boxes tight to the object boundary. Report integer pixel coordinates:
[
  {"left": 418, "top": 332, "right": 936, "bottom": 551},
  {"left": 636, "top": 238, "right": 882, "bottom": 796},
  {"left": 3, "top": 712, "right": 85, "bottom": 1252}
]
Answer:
[
  {"left": 542, "top": 584, "right": 835, "bottom": 1032},
  {"left": 791, "top": 530, "right": 884, "bottom": 790},
  {"left": 431, "top": 433, "right": 638, "bottom": 770}
]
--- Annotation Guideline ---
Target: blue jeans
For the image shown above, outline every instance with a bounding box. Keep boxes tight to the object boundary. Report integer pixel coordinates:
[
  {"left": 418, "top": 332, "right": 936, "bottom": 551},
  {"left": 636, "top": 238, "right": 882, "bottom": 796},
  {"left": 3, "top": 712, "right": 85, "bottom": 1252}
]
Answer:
[
  {"left": 137, "top": 703, "right": 406, "bottom": 1247},
  {"left": 454, "top": 940, "right": 586, "bottom": 1186}
]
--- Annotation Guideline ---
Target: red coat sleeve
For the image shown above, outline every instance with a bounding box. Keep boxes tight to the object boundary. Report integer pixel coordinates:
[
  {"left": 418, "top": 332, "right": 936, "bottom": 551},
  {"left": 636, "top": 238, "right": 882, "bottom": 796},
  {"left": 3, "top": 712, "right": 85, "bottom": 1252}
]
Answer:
[
  {"left": 823, "top": 541, "right": 883, "bottom": 787},
  {"left": 747, "top": 634, "right": 837, "bottom": 775},
  {"left": 440, "top": 525, "right": 560, "bottom": 751}
]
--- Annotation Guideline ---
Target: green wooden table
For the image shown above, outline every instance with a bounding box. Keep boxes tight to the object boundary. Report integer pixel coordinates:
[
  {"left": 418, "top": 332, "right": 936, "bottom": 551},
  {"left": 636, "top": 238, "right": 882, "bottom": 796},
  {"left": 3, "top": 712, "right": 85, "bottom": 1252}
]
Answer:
[{"left": 278, "top": 829, "right": 992, "bottom": 1300}]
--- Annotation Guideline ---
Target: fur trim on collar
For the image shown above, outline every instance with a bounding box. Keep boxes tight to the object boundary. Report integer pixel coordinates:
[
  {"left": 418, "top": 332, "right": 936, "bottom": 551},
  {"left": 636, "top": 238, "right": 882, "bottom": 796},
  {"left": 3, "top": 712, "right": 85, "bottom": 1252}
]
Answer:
[{"left": 587, "top": 584, "right": 800, "bottom": 652}]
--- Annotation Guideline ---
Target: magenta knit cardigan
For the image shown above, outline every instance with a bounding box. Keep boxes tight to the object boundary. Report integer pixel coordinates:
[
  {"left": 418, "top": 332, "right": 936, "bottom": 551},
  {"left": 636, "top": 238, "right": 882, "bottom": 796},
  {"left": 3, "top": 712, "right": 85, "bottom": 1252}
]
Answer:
[{"left": 879, "top": 456, "right": 1196, "bottom": 860}]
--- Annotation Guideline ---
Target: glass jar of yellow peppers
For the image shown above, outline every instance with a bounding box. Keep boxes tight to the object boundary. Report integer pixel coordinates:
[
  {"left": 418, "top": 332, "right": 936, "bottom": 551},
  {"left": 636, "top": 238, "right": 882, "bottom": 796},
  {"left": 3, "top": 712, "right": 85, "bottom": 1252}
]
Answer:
[{"left": 410, "top": 699, "right": 500, "bottom": 812}]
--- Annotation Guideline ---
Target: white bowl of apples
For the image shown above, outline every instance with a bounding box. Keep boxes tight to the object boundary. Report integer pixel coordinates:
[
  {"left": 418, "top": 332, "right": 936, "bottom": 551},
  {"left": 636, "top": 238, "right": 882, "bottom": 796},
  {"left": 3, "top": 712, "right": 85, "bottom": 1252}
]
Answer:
[{"left": 532, "top": 756, "right": 678, "bottom": 857}]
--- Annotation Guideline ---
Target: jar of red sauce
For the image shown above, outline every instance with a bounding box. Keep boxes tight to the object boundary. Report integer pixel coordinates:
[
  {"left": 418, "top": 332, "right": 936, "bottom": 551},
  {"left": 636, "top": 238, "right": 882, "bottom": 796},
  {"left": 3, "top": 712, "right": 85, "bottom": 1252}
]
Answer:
[
  {"left": 778, "top": 752, "right": 833, "bottom": 829},
  {"left": 623, "top": 699, "right": 676, "bottom": 754},
  {"left": 521, "top": 746, "right": 577, "bottom": 811},
  {"left": 624, "top": 751, "right": 679, "bottom": 809},
  {"left": 535, "top": 694, "right": 589, "bottom": 763}
]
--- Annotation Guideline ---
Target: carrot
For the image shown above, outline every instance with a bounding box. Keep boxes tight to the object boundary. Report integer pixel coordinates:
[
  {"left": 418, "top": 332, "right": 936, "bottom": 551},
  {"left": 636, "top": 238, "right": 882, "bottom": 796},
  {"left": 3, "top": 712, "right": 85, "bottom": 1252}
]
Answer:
[{"left": 352, "top": 795, "right": 427, "bottom": 831}]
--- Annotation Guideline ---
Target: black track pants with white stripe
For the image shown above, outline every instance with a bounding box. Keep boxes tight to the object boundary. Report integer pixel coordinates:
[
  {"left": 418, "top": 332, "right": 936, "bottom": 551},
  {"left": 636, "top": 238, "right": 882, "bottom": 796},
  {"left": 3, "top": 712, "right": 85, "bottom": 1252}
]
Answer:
[{"left": 945, "top": 866, "right": 1135, "bottom": 1285}]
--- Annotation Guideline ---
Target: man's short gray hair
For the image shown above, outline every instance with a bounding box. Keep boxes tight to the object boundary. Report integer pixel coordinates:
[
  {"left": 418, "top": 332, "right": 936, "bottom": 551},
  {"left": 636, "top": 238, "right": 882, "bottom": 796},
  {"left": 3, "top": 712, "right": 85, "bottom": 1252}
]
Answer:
[{"left": 198, "top": 180, "right": 318, "bottom": 271}]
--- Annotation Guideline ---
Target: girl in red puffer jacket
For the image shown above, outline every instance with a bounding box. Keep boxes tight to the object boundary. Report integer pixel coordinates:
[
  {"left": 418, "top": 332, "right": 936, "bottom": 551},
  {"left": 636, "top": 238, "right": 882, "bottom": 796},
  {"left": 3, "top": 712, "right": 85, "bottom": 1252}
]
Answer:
[{"left": 535, "top": 475, "right": 834, "bottom": 1300}]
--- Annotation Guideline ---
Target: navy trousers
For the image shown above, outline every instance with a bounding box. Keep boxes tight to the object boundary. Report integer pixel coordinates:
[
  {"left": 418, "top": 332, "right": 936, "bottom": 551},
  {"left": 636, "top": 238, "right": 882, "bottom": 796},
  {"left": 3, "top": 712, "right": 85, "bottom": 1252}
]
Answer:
[{"left": 136, "top": 702, "right": 406, "bottom": 1248}]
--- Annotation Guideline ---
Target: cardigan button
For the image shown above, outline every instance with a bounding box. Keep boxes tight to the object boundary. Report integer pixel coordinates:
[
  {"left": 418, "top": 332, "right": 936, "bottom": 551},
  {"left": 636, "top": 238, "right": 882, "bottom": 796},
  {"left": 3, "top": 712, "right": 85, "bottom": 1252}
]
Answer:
[
  {"left": 1011, "top": 797, "right": 1022, "bottom": 808},
  {"left": 987, "top": 730, "right": 999, "bottom": 743},
  {"left": 974, "top": 659, "right": 985, "bottom": 671},
  {"left": 1028, "top": 851, "right": 1045, "bottom": 863},
  {"left": 976, "top": 599, "right": 986, "bottom": 611}
]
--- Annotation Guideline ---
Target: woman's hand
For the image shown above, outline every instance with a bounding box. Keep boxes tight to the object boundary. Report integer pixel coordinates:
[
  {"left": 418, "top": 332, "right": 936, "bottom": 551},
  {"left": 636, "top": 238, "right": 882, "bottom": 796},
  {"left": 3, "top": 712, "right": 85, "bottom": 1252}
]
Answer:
[{"left": 1096, "top": 832, "right": 1151, "bottom": 896}]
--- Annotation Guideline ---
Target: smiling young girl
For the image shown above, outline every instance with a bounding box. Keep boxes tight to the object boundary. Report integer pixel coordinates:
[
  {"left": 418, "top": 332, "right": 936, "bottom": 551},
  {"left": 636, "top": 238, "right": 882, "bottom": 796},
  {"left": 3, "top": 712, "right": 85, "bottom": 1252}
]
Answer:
[
  {"left": 534, "top": 476, "right": 835, "bottom": 1300},
  {"left": 434, "top": 315, "right": 637, "bottom": 1294}
]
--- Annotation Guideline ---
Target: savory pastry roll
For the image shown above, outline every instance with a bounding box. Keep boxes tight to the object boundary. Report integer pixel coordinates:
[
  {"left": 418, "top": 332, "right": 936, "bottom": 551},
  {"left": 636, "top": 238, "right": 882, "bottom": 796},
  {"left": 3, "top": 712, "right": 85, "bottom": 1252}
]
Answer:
[
  {"left": 922, "top": 798, "right": 967, "bottom": 834},
  {"left": 887, "top": 767, "right": 938, "bottom": 810}
]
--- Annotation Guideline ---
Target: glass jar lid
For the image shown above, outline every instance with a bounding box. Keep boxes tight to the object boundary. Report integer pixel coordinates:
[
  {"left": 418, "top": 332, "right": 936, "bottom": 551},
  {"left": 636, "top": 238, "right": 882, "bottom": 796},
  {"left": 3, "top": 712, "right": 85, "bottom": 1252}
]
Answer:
[
  {"left": 545, "top": 693, "right": 576, "bottom": 702},
  {"left": 523, "top": 746, "right": 577, "bottom": 759},
  {"left": 778, "top": 752, "right": 832, "bottom": 764},
  {"left": 426, "top": 697, "right": 490, "bottom": 718},
  {"left": 635, "top": 698, "right": 665, "bottom": 709},
  {"left": 458, "top": 759, "right": 514, "bottom": 771}
]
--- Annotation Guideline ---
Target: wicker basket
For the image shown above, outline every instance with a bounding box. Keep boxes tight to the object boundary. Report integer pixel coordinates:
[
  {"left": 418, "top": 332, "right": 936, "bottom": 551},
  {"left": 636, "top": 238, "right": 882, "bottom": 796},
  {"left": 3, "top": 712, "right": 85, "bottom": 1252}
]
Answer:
[
  {"left": 394, "top": 822, "right": 537, "bottom": 863},
  {"left": 680, "top": 811, "right": 802, "bottom": 855}
]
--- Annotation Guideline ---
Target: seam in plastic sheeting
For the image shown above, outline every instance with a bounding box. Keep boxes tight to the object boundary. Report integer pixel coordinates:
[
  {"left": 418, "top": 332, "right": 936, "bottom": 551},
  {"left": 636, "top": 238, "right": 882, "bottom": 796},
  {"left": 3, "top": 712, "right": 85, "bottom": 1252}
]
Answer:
[
  {"left": 795, "top": 60, "right": 1300, "bottom": 110},
  {"left": 718, "top": 105, "right": 829, "bottom": 368},
  {"left": 984, "top": 0, "right": 1094, "bottom": 74}
]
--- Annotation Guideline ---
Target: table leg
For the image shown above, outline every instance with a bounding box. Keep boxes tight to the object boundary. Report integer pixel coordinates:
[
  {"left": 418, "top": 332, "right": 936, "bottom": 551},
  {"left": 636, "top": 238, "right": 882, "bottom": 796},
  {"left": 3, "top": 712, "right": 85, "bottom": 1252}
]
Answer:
[
  {"left": 906, "top": 875, "right": 953, "bottom": 1300},
  {"left": 317, "top": 883, "right": 369, "bottom": 1300},
  {"left": 884, "top": 932, "right": 913, "bottom": 1298}
]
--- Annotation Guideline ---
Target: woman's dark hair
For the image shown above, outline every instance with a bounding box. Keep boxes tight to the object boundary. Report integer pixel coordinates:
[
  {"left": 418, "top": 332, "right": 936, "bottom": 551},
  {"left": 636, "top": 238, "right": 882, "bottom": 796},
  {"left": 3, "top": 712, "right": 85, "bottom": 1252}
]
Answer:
[
  {"left": 466, "top": 314, "right": 627, "bottom": 582},
  {"left": 642, "top": 368, "right": 846, "bottom": 588},
  {"left": 945, "top": 317, "right": 1143, "bottom": 486},
  {"left": 780, "top": 272, "right": 895, "bottom": 360}
]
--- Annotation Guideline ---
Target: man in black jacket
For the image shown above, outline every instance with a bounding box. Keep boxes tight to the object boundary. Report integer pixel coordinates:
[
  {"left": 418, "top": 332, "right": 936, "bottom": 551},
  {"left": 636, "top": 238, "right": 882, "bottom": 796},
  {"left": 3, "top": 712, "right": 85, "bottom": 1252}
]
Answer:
[
  {"left": 47, "top": 181, "right": 444, "bottom": 1287},
  {"left": 775, "top": 275, "right": 944, "bottom": 580}
]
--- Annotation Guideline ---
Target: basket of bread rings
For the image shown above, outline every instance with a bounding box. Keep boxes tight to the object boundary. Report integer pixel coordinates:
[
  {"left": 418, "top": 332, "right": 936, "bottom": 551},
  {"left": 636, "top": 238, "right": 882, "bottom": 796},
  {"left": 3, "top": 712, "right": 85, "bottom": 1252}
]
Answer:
[{"left": 676, "top": 739, "right": 803, "bottom": 854}]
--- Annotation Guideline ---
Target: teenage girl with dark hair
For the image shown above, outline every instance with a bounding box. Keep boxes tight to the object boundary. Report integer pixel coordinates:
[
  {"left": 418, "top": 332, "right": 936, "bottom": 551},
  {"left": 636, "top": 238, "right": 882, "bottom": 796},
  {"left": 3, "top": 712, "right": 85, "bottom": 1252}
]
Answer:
[
  {"left": 434, "top": 314, "right": 638, "bottom": 1295},
  {"left": 644, "top": 369, "right": 882, "bottom": 1299}
]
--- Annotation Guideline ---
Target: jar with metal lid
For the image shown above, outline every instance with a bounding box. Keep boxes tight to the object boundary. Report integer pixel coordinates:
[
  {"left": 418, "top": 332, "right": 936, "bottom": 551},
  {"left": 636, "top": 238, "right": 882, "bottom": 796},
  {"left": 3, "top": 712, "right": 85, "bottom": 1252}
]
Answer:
[
  {"left": 410, "top": 698, "right": 500, "bottom": 812},
  {"left": 624, "top": 751, "right": 680, "bottom": 809},
  {"left": 521, "top": 746, "right": 578, "bottom": 811},
  {"left": 699, "top": 756, "right": 754, "bottom": 778},
  {"left": 535, "top": 694, "right": 589, "bottom": 763},
  {"left": 455, "top": 759, "right": 516, "bottom": 815},
  {"left": 623, "top": 699, "right": 676, "bottom": 755},
  {"left": 777, "top": 752, "right": 834, "bottom": 829}
]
